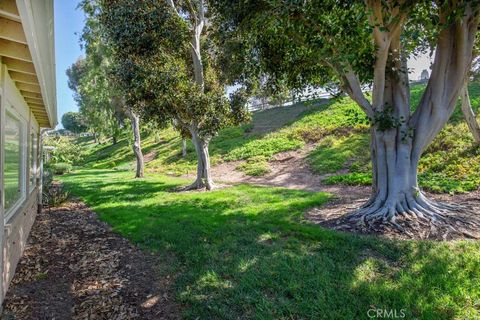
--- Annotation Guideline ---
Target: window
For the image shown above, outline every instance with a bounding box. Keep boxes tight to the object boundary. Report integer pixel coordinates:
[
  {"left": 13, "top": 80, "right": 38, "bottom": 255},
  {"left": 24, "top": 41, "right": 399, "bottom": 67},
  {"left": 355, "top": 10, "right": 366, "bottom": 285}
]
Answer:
[
  {"left": 29, "top": 132, "right": 37, "bottom": 191},
  {"left": 4, "top": 111, "right": 25, "bottom": 214}
]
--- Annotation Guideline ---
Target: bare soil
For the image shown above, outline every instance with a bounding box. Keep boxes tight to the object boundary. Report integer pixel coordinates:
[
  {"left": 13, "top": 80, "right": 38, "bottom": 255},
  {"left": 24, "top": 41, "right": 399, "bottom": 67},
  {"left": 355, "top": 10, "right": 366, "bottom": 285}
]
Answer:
[{"left": 2, "top": 201, "right": 181, "bottom": 320}]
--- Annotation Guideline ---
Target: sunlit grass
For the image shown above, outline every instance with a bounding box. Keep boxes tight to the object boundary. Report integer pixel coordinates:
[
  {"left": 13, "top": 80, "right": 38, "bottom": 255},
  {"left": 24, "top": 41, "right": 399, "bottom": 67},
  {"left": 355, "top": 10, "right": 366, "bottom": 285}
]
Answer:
[{"left": 59, "top": 169, "right": 480, "bottom": 319}]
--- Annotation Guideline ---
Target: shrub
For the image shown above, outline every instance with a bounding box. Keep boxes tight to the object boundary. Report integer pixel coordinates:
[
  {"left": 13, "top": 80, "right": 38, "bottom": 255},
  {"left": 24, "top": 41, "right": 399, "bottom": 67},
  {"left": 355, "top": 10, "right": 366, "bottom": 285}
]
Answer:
[
  {"left": 44, "top": 136, "right": 86, "bottom": 165},
  {"left": 42, "top": 168, "right": 70, "bottom": 207},
  {"left": 52, "top": 162, "right": 72, "bottom": 175}
]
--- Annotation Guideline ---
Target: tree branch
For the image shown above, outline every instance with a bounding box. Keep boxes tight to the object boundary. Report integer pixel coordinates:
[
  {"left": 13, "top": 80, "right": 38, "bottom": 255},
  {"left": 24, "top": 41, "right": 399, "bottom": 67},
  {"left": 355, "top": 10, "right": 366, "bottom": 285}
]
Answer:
[
  {"left": 341, "top": 67, "right": 374, "bottom": 118},
  {"left": 365, "top": 0, "right": 409, "bottom": 111},
  {"left": 411, "top": 2, "right": 480, "bottom": 154},
  {"left": 166, "top": 0, "right": 181, "bottom": 18}
]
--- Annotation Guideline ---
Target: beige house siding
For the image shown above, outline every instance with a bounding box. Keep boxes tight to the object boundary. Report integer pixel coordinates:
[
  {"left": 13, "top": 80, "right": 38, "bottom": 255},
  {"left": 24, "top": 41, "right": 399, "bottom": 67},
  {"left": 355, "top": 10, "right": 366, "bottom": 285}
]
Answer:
[
  {"left": 2, "top": 189, "right": 37, "bottom": 298},
  {"left": 0, "top": 58, "right": 43, "bottom": 304},
  {"left": 0, "top": 0, "right": 55, "bottom": 304}
]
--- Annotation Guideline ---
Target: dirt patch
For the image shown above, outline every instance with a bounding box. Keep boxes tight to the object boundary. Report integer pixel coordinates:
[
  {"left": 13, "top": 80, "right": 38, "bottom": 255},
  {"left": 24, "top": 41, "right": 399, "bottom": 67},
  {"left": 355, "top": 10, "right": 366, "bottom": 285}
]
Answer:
[
  {"left": 209, "top": 145, "right": 329, "bottom": 191},
  {"left": 2, "top": 201, "right": 181, "bottom": 320},
  {"left": 306, "top": 191, "right": 480, "bottom": 241},
  {"left": 206, "top": 146, "right": 371, "bottom": 200}
]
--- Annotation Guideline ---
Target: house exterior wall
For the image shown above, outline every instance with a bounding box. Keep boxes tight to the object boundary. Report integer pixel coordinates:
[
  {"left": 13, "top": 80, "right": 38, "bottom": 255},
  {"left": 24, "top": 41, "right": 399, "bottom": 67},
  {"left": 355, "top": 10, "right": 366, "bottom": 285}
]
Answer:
[
  {"left": 2, "top": 188, "right": 37, "bottom": 297},
  {"left": 0, "top": 62, "right": 42, "bottom": 303}
]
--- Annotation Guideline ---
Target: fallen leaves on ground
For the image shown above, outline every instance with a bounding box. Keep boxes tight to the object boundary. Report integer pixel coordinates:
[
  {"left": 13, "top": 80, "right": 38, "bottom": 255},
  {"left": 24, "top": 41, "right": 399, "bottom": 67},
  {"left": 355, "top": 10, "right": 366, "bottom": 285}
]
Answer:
[{"left": 2, "top": 200, "right": 181, "bottom": 320}]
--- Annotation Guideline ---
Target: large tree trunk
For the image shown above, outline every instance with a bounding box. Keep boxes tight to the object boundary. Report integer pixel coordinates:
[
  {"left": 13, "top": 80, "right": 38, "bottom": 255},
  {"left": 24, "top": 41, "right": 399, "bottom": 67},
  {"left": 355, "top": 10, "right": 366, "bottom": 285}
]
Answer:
[
  {"left": 188, "top": 127, "right": 214, "bottom": 190},
  {"left": 347, "top": 1, "right": 479, "bottom": 231},
  {"left": 126, "top": 108, "right": 144, "bottom": 178},
  {"left": 460, "top": 81, "right": 480, "bottom": 144},
  {"left": 354, "top": 128, "right": 434, "bottom": 225}
]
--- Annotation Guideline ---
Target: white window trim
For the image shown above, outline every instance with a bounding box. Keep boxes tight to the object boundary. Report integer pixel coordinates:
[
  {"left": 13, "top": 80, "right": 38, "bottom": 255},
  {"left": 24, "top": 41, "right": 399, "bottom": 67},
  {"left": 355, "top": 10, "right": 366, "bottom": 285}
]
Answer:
[
  {"left": 4, "top": 105, "right": 27, "bottom": 222},
  {"left": 28, "top": 130, "right": 37, "bottom": 194}
]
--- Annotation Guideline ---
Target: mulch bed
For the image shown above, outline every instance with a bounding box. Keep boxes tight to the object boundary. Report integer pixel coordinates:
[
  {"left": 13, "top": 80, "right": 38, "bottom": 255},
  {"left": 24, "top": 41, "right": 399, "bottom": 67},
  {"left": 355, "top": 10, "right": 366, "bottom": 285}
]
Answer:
[
  {"left": 2, "top": 201, "right": 181, "bottom": 320},
  {"left": 306, "top": 189, "right": 480, "bottom": 241}
]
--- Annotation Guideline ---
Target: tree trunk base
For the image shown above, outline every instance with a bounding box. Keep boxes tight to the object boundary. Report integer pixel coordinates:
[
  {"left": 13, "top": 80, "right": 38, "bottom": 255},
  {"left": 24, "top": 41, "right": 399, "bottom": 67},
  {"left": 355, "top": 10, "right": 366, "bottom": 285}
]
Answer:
[
  {"left": 318, "top": 192, "right": 480, "bottom": 240},
  {"left": 305, "top": 191, "right": 480, "bottom": 241},
  {"left": 179, "top": 179, "right": 215, "bottom": 191}
]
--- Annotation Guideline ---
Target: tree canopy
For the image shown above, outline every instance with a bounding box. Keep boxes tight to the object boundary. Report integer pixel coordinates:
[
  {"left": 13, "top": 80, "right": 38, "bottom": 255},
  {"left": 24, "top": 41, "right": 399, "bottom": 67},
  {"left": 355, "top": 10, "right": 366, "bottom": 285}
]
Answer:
[
  {"left": 98, "top": 0, "right": 250, "bottom": 189},
  {"left": 61, "top": 111, "right": 87, "bottom": 134}
]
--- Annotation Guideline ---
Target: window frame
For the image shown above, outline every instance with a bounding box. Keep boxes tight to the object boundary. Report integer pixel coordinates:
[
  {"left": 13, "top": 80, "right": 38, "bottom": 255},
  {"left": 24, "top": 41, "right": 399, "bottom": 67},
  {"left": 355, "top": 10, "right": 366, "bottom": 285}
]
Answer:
[
  {"left": 3, "top": 104, "right": 27, "bottom": 222},
  {"left": 28, "top": 129, "right": 37, "bottom": 193}
]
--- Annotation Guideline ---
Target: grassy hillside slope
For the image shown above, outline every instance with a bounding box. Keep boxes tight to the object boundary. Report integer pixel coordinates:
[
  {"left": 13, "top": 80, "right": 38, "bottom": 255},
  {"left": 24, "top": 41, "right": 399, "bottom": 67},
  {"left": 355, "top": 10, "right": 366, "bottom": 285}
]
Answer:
[{"left": 73, "top": 82, "right": 480, "bottom": 193}]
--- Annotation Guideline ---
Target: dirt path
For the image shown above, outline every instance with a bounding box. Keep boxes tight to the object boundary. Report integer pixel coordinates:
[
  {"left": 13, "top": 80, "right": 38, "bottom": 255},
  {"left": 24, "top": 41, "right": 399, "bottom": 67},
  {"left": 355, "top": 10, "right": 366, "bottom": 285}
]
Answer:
[
  {"left": 2, "top": 201, "right": 180, "bottom": 320},
  {"left": 208, "top": 145, "right": 371, "bottom": 201}
]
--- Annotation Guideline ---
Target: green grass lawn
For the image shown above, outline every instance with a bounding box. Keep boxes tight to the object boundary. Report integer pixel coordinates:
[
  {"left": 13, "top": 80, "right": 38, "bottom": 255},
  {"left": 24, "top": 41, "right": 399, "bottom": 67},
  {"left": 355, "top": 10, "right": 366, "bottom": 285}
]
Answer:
[{"left": 59, "top": 169, "right": 480, "bottom": 319}]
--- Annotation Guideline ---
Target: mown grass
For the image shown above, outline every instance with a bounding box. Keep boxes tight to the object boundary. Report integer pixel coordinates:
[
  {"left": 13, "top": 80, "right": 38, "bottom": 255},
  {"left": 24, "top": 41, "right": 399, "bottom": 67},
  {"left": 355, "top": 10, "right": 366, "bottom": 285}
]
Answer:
[{"left": 59, "top": 169, "right": 480, "bottom": 319}]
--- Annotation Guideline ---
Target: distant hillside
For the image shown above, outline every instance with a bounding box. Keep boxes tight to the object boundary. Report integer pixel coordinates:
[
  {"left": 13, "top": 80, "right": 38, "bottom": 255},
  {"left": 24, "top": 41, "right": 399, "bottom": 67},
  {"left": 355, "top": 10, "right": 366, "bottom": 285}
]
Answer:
[{"left": 74, "top": 82, "right": 480, "bottom": 193}]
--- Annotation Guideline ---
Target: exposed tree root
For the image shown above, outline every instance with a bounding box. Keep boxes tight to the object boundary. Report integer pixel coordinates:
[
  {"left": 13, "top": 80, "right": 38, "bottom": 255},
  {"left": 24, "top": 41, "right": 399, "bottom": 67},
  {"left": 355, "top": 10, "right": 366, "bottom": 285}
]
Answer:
[
  {"left": 331, "top": 192, "right": 480, "bottom": 240},
  {"left": 177, "top": 179, "right": 216, "bottom": 191},
  {"left": 178, "top": 180, "right": 205, "bottom": 191},
  {"left": 346, "top": 194, "right": 480, "bottom": 239}
]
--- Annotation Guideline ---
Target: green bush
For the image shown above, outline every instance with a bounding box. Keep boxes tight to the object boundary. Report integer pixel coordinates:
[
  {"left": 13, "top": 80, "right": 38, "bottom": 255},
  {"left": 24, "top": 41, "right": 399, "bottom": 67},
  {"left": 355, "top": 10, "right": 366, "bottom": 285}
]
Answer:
[
  {"left": 42, "top": 168, "right": 70, "bottom": 207},
  {"left": 44, "top": 136, "right": 86, "bottom": 165},
  {"left": 52, "top": 162, "right": 72, "bottom": 175}
]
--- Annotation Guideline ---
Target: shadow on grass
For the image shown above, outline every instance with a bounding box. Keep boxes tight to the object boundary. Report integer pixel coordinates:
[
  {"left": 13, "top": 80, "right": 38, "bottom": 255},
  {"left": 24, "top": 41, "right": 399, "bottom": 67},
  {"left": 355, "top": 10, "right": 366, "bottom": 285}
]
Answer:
[{"left": 59, "top": 170, "right": 480, "bottom": 320}]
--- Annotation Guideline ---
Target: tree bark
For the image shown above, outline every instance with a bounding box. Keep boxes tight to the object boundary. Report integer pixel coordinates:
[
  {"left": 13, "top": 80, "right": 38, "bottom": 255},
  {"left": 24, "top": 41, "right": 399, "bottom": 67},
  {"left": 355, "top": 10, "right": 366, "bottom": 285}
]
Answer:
[
  {"left": 126, "top": 108, "right": 144, "bottom": 178},
  {"left": 167, "top": 0, "right": 215, "bottom": 190},
  {"left": 188, "top": 127, "right": 214, "bottom": 190},
  {"left": 182, "top": 138, "right": 187, "bottom": 157},
  {"left": 344, "top": 1, "right": 479, "bottom": 228},
  {"left": 460, "top": 81, "right": 480, "bottom": 144}
]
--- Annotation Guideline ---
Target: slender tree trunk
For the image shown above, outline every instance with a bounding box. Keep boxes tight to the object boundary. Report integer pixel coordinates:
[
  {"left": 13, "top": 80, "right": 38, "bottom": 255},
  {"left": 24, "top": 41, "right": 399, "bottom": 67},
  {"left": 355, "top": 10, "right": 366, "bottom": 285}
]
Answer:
[
  {"left": 126, "top": 108, "right": 144, "bottom": 178},
  {"left": 460, "top": 81, "right": 480, "bottom": 144},
  {"left": 112, "top": 136, "right": 117, "bottom": 145},
  {"left": 188, "top": 127, "right": 214, "bottom": 190},
  {"left": 185, "top": 0, "right": 214, "bottom": 190},
  {"left": 182, "top": 138, "right": 187, "bottom": 157},
  {"left": 93, "top": 132, "right": 98, "bottom": 144}
]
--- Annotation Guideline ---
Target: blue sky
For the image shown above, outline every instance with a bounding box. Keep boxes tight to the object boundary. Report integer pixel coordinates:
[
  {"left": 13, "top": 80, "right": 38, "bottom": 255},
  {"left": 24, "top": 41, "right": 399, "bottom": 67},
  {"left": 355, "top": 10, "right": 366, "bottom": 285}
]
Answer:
[{"left": 54, "top": 0, "right": 85, "bottom": 129}]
